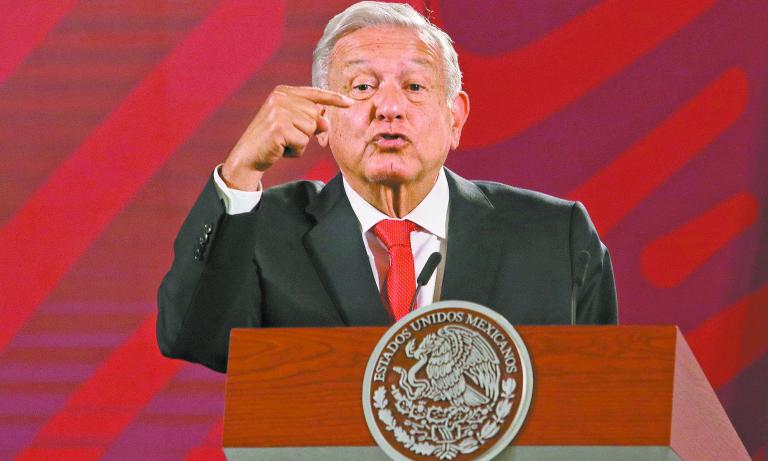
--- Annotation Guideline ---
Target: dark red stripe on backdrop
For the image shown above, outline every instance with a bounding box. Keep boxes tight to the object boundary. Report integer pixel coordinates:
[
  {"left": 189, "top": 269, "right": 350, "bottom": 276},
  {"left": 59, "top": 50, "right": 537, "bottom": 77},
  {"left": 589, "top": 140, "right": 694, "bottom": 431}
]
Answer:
[
  {"left": 641, "top": 192, "right": 759, "bottom": 288},
  {"left": 0, "top": 1, "right": 80, "bottom": 84},
  {"left": 0, "top": 1, "right": 286, "bottom": 355},
  {"left": 568, "top": 69, "right": 748, "bottom": 234},
  {"left": 16, "top": 317, "right": 182, "bottom": 461},
  {"left": 687, "top": 283, "right": 768, "bottom": 390},
  {"left": 445, "top": 0, "right": 717, "bottom": 148}
]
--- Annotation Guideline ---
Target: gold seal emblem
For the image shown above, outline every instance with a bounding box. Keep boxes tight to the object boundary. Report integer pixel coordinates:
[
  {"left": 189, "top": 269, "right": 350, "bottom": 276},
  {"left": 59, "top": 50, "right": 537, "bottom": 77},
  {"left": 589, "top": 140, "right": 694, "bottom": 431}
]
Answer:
[{"left": 363, "top": 301, "right": 533, "bottom": 461}]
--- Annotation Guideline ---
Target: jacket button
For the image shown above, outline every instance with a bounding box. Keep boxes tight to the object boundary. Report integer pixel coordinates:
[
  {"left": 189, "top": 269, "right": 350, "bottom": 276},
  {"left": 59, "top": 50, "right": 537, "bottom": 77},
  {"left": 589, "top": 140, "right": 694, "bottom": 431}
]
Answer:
[
  {"left": 199, "top": 234, "right": 208, "bottom": 245},
  {"left": 203, "top": 223, "right": 213, "bottom": 234},
  {"left": 194, "top": 248, "right": 202, "bottom": 260}
]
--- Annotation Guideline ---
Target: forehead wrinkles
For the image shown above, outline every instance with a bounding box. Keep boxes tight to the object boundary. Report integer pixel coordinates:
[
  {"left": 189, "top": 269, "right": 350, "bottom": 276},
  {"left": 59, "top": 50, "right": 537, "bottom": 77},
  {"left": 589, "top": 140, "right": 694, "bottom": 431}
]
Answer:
[{"left": 327, "top": 26, "right": 442, "bottom": 82}]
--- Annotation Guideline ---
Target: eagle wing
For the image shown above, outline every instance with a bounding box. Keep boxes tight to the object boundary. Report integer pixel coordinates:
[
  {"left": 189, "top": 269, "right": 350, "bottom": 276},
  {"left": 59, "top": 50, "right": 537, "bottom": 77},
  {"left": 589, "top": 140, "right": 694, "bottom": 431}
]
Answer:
[
  {"left": 442, "top": 325, "right": 500, "bottom": 402},
  {"left": 424, "top": 335, "right": 466, "bottom": 402}
]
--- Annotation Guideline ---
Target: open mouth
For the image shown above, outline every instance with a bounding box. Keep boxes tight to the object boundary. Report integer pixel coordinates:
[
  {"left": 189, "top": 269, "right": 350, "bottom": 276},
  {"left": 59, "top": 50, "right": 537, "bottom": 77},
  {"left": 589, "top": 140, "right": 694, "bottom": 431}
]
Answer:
[{"left": 373, "top": 133, "right": 409, "bottom": 148}]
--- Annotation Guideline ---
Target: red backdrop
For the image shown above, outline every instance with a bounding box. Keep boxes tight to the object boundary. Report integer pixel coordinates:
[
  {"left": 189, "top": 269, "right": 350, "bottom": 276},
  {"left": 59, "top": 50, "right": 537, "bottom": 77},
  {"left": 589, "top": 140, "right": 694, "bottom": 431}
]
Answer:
[{"left": 0, "top": 1, "right": 765, "bottom": 460}]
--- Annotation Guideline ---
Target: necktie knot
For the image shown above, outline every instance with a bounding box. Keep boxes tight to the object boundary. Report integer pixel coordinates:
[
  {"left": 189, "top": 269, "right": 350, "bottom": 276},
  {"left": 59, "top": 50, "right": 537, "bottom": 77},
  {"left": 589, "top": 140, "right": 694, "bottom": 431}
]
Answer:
[{"left": 373, "top": 219, "right": 418, "bottom": 249}]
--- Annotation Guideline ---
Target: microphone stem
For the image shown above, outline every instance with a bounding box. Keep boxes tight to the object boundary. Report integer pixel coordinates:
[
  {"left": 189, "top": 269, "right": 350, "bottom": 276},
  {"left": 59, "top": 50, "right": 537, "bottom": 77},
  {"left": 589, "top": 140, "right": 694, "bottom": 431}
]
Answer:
[
  {"left": 570, "top": 281, "right": 578, "bottom": 325},
  {"left": 407, "top": 252, "right": 442, "bottom": 315},
  {"left": 409, "top": 284, "right": 422, "bottom": 313}
]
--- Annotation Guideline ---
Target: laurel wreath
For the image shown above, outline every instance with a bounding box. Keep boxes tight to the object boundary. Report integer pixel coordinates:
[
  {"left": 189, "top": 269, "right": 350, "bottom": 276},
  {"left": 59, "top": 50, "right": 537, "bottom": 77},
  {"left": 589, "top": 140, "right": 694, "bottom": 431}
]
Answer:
[
  {"left": 374, "top": 386, "right": 437, "bottom": 456},
  {"left": 477, "top": 377, "right": 516, "bottom": 444},
  {"left": 373, "top": 377, "right": 517, "bottom": 459}
]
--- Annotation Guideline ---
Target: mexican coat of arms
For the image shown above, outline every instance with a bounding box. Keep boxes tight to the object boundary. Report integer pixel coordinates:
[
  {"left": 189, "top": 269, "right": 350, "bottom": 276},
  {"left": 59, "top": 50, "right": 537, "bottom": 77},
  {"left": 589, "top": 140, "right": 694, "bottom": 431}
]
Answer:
[{"left": 363, "top": 301, "right": 533, "bottom": 461}]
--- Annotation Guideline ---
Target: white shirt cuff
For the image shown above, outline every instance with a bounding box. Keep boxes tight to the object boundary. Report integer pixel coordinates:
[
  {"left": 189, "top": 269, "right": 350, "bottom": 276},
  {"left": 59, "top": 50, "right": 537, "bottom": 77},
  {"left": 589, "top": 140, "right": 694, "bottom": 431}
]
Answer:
[{"left": 212, "top": 165, "right": 262, "bottom": 215}]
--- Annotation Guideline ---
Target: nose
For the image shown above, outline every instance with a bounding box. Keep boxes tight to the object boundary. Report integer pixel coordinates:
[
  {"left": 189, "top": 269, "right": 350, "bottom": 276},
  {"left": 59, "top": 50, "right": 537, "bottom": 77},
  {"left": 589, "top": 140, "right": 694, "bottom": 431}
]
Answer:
[{"left": 373, "top": 83, "right": 405, "bottom": 122}]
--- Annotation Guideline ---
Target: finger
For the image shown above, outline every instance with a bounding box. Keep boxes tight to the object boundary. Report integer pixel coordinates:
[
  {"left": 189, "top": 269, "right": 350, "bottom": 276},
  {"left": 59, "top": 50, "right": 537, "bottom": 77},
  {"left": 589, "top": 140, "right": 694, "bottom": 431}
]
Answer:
[
  {"left": 291, "top": 112, "right": 318, "bottom": 137},
  {"left": 280, "top": 94, "right": 321, "bottom": 120},
  {"left": 282, "top": 86, "right": 353, "bottom": 107},
  {"left": 280, "top": 126, "right": 310, "bottom": 157}
]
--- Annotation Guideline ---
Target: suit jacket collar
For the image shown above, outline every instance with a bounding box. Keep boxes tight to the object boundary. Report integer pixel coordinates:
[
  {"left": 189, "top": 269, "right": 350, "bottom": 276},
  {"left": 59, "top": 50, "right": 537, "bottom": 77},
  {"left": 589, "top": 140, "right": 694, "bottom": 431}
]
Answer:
[
  {"left": 440, "top": 169, "right": 504, "bottom": 307},
  {"left": 303, "top": 175, "right": 390, "bottom": 325},
  {"left": 303, "top": 168, "right": 505, "bottom": 325},
  {"left": 341, "top": 169, "right": 449, "bottom": 239}
]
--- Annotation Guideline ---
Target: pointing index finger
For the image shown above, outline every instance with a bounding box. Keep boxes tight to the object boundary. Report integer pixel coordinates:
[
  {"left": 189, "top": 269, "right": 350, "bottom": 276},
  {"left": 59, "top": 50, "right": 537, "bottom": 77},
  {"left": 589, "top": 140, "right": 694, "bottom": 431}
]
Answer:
[{"left": 287, "top": 86, "right": 354, "bottom": 108}]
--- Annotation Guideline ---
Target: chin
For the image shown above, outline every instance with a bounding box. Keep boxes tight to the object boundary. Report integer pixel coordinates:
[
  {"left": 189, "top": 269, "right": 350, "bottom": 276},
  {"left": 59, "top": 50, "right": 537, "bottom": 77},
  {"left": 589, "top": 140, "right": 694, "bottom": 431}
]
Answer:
[
  {"left": 360, "top": 155, "right": 418, "bottom": 184},
  {"left": 365, "top": 168, "right": 419, "bottom": 186}
]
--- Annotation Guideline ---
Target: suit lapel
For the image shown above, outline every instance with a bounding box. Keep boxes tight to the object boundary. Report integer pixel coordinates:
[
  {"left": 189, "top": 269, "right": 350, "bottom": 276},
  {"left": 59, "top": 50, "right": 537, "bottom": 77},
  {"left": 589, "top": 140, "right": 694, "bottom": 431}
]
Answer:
[
  {"left": 440, "top": 169, "right": 506, "bottom": 308},
  {"left": 303, "top": 175, "right": 390, "bottom": 326}
]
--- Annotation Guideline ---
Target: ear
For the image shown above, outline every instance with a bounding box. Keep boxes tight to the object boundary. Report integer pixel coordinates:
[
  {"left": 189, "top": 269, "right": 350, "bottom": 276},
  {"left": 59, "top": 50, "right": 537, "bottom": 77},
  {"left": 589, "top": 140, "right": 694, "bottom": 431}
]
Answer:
[
  {"left": 316, "top": 106, "right": 329, "bottom": 147},
  {"left": 450, "top": 91, "right": 470, "bottom": 150},
  {"left": 317, "top": 130, "right": 329, "bottom": 147}
]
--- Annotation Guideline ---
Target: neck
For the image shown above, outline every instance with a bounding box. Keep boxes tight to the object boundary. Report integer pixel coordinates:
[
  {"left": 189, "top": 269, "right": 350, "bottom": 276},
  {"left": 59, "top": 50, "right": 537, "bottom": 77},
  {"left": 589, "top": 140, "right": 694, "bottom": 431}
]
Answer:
[{"left": 346, "top": 171, "right": 439, "bottom": 218}]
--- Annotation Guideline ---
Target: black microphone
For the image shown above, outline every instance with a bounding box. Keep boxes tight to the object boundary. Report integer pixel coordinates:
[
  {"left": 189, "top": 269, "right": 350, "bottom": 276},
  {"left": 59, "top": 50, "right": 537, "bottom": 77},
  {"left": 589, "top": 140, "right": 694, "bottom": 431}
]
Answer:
[
  {"left": 570, "top": 250, "right": 591, "bottom": 325},
  {"left": 408, "top": 252, "right": 442, "bottom": 313}
]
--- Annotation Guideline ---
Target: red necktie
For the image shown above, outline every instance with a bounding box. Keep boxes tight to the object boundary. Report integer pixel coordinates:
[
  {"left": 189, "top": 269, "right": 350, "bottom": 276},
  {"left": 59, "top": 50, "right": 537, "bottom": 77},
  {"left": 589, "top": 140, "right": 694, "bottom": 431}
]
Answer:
[{"left": 373, "top": 219, "right": 418, "bottom": 320}]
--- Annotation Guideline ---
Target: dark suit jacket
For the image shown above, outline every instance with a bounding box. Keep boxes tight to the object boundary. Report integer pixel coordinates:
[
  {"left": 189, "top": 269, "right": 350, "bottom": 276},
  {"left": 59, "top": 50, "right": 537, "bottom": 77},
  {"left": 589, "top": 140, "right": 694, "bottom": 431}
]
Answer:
[{"left": 157, "top": 168, "right": 617, "bottom": 372}]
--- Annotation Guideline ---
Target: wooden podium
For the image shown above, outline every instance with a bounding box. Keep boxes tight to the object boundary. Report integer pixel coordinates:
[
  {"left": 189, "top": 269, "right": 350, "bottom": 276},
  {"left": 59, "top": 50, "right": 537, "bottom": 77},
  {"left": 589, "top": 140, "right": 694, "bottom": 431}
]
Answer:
[{"left": 222, "top": 326, "right": 749, "bottom": 460}]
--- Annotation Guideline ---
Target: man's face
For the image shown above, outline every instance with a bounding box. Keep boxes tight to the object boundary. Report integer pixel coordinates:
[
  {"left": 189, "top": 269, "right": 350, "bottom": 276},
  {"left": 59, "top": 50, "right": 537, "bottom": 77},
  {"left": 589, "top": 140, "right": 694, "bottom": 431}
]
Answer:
[{"left": 319, "top": 26, "right": 469, "bottom": 188}]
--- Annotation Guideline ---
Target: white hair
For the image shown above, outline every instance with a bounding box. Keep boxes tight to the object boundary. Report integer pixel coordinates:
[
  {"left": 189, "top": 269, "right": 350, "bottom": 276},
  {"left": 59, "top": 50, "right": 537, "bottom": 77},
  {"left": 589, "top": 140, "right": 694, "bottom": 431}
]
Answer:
[{"left": 312, "top": 1, "right": 462, "bottom": 103}]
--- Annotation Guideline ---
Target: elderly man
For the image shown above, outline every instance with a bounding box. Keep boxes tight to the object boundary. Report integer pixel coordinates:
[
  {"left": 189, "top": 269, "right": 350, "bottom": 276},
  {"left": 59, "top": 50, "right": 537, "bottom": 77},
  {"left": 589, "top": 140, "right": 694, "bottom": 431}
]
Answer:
[{"left": 157, "top": 1, "right": 617, "bottom": 372}]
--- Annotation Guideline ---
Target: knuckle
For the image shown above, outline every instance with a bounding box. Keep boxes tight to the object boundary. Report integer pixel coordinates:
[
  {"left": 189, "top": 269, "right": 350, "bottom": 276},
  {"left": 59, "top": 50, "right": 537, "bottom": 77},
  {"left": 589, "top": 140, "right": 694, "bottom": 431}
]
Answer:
[
  {"left": 297, "top": 114, "right": 313, "bottom": 130},
  {"left": 268, "top": 107, "right": 289, "bottom": 124},
  {"left": 269, "top": 120, "right": 283, "bottom": 134},
  {"left": 269, "top": 91, "right": 286, "bottom": 105},
  {"left": 266, "top": 108, "right": 279, "bottom": 123},
  {"left": 264, "top": 94, "right": 278, "bottom": 109}
]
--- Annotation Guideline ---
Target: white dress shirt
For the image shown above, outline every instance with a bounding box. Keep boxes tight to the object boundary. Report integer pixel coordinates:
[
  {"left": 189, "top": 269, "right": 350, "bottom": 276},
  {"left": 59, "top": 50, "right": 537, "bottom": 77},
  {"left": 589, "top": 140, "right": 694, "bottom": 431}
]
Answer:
[{"left": 212, "top": 166, "right": 449, "bottom": 312}]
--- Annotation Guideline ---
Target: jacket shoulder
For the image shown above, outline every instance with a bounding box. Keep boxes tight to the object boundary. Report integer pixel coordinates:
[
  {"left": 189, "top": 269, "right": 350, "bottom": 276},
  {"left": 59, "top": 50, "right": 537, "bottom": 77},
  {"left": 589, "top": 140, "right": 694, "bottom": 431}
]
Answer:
[
  {"left": 261, "top": 179, "right": 325, "bottom": 210},
  {"left": 471, "top": 180, "right": 575, "bottom": 215}
]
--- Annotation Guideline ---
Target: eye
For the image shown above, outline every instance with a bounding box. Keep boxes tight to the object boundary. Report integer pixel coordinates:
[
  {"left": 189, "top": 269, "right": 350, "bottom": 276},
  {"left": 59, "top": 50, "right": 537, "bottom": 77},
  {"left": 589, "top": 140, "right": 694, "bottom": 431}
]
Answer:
[
  {"left": 407, "top": 83, "right": 424, "bottom": 92},
  {"left": 353, "top": 83, "right": 373, "bottom": 91}
]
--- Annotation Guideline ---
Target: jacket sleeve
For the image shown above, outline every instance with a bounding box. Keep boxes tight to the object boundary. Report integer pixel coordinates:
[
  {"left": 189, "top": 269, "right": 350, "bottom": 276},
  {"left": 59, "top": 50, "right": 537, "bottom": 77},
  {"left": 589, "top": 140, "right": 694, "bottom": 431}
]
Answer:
[
  {"left": 157, "top": 175, "right": 262, "bottom": 372},
  {"left": 569, "top": 201, "right": 619, "bottom": 325}
]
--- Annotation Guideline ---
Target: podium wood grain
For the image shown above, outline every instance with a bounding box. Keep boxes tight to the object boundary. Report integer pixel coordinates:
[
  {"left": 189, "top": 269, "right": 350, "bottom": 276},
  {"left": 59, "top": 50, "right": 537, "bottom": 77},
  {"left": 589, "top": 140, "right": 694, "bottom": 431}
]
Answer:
[
  {"left": 224, "top": 325, "right": 749, "bottom": 460},
  {"left": 225, "top": 326, "right": 380, "bottom": 447},
  {"left": 226, "top": 325, "right": 671, "bottom": 445}
]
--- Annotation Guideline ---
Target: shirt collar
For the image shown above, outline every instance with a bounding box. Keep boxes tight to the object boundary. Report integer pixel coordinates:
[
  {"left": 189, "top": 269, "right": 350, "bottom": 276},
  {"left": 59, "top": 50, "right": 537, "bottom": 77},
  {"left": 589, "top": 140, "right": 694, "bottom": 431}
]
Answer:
[{"left": 342, "top": 168, "right": 449, "bottom": 239}]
